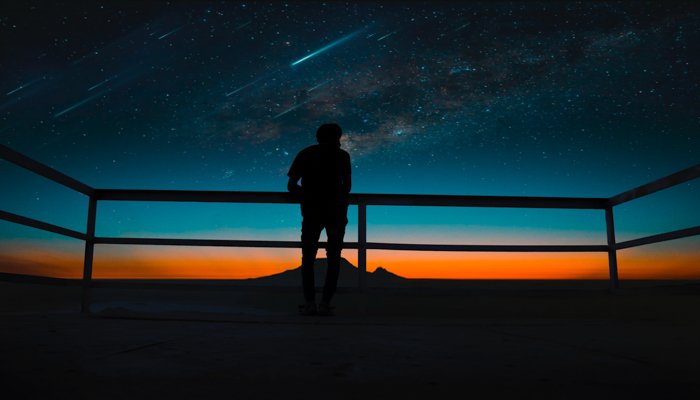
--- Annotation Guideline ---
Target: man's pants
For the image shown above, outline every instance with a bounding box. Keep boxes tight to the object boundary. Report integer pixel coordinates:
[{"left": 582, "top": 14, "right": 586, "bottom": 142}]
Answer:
[{"left": 300, "top": 202, "right": 348, "bottom": 304}]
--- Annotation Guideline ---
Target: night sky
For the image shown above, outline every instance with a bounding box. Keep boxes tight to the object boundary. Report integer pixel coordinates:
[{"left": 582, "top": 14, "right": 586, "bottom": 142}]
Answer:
[{"left": 1, "top": 1, "right": 698, "bottom": 279}]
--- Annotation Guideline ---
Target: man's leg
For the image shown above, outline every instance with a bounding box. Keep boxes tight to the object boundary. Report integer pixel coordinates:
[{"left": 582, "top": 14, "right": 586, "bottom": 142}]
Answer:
[
  {"left": 301, "top": 211, "right": 323, "bottom": 303},
  {"left": 321, "top": 205, "right": 348, "bottom": 305}
]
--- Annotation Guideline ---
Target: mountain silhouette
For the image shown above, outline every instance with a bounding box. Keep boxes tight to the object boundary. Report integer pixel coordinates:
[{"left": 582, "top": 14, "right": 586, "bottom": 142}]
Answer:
[{"left": 249, "top": 258, "right": 404, "bottom": 287}]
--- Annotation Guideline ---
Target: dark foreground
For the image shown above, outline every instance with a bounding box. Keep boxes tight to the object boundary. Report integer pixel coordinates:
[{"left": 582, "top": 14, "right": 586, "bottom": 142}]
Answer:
[{"left": 1, "top": 280, "right": 700, "bottom": 399}]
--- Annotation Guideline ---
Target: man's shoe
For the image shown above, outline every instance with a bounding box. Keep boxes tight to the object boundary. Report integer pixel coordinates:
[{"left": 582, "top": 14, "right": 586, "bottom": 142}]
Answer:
[
  {"left": 298, "top": 302, "right": 317, "bottom": 316},
  {"left": 317, "top": 302, "right": 335, "bottom": 316}
]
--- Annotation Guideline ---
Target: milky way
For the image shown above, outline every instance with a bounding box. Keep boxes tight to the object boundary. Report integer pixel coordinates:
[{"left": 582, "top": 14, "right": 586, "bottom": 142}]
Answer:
[{"left": 0, "top": 1, "right": 698, "bottom": 199}]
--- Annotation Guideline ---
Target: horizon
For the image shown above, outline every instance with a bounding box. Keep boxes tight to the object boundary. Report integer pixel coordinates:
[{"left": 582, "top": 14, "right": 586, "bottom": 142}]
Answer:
[{"left": 1, "top": 235, "right": 699, "bottom": 280}]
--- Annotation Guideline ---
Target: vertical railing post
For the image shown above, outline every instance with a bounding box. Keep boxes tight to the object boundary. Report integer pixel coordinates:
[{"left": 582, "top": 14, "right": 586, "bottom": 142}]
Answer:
[
  {"left": 358, "top": 200, "right": 367, "bottom": 291},
  {"left": 81, "top": 196, "right": 97, "bottom": 313},
  {"left": 605, "top": 205, "right": 619, "bottom": 289}
]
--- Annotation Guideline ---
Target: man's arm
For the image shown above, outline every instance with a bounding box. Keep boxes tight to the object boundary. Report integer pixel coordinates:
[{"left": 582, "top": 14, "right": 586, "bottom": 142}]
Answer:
[
  {"left": 342, "top": 153, "right": 351, "bottom": 194},
  {"left": 287, "top": 150, "right": 303, "bottom": 194},
  {"left": 342, "top": 171, "right": 351, "bottom": 195},
  {"left": 288, "top": 175, "right": 301, "bottom": 194}
]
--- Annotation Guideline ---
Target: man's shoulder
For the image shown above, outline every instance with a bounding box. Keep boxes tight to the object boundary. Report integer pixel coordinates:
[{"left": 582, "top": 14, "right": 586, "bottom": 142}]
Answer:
[{"left": 292, "top": 145, "right": 315, "bottom": 160}]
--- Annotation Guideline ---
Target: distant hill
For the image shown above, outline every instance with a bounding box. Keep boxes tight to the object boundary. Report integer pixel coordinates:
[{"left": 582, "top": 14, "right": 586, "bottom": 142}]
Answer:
[{"left": 249, "top": 258, "right": 405, "bottom": 287}]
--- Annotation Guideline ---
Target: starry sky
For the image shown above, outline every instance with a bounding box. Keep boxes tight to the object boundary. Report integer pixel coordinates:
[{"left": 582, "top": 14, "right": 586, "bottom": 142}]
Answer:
[{"left": 1, "top": 1, "right": 698, "bottom": 279}]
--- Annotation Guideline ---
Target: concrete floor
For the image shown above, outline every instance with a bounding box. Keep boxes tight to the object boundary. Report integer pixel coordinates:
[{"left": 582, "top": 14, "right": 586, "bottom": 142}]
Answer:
[{"left": 2, "top": 282, "right": 700, "bottom": 399}]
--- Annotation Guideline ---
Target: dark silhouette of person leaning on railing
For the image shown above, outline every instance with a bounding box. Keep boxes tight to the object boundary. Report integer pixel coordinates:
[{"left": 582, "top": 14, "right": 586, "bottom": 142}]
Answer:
[{"left": 287, "top": 123, "right": 351, "bottom": 316}]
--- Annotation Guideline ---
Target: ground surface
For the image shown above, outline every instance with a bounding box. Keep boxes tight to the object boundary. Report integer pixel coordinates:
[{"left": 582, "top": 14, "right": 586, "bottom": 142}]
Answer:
[{"left": 1, "top": 281, "right": 700, "bottom": 399}]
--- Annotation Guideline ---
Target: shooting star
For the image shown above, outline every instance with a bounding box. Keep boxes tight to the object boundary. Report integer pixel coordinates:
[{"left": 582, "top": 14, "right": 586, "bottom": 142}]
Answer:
[
  {"left": 6, "top": 76, "right": 44, "bottom": 96},
  {"left": 273, "top": 93, "right": 323, "bottom": 119},
  {"left": 308, "top": 79, "right": 332, "bottom": 92},
  {"left": 225, "top": 78, "right": 262, "bottom": 97},
  {"left": 54, "top": 90, "right": 108, "bottom": 118},
  {"left": 236, "top": 20, "right": 252, "bottom": 29},
  {"left": 454, "top": 23, "right": 470, "bottom": 32},
  {"left": 71, "top": 50, "right": 100, "bottom": 65},
  {"left": 376, "top": 31, "right": 396, "bottom": 41},
  {"left": 158, "top": 25, "right": 186, "bottom": 40},
  {"left": 290, "top": 28, "right": 365, "bottom": 67},
  {"left": 87, "top": 75, "right": 117, "bottom": 91}
]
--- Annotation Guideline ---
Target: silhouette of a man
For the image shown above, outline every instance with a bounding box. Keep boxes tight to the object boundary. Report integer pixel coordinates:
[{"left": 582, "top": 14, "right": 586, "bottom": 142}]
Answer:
[{"left": 287, "top": 123, "right": 351, "bottom": 316}]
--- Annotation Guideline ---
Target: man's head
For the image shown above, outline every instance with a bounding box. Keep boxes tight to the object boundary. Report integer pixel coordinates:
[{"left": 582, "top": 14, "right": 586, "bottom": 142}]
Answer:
[{"left": 316, "top": 123, "right": 342, "bottom": 146}]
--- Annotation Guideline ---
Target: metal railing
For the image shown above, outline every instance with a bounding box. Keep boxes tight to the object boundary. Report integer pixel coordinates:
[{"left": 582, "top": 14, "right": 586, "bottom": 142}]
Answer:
[{"left": 1, "top": 143, "right": 699, "bottom": 313}]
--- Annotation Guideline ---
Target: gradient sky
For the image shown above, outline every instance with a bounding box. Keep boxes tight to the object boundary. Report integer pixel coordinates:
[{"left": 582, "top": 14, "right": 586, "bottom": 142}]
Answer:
[{"left": 1, "top": 1, "right": 698, "bottom": 279}]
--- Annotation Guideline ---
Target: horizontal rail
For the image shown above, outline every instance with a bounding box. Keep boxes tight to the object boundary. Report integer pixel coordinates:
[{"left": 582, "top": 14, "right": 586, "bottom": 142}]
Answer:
[
  {"left": 95, "top": 237, "right": 332, "bottom": 248},
  {"left": 616, "top": 225, "right": 700, "bottom": 250},
  {"left": 609, "top": 164, "right": 700, "bottom": 206},
  {"left": 95, "top": 189, "right": 607, "bottom": 209},
  {"left": 0, "top": 209, "right": 86, "bottom": 240},
  {"left": 95, "top": 236, "right": 607, "bottom": 252},
  {"left": 366, "top": 242, "right": 608, "bottom": 252},
  {"left": 353, "top": 193, "right": 607, "bottom": 209},
  {"left": 0, "top": 144, "right": 94, "bottom": 196},
  {"left": 95, "top": 189, "right": 294, "bottom": 203}
]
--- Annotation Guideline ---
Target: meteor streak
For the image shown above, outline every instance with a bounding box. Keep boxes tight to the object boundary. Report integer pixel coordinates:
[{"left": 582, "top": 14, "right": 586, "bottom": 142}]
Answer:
[
  {"left": 158, "top": 25, "right": 186, "bottom": 40},
  {"left": 54, "top": 90, "right": 108, "bottom": 118},
  {"left": 87, "top": 75, "right": 117, "bottom": 91},
  {"left": 290, "top": 28, "right": 364, "bottom": 67},
  {"left": 308, "top": 79, "right": 332, "bottom": 92},
  {"left": 377, "top": 31, "right": 396, "bottom": 41},
  {"left": 272, "top": 94, "right": 322, "bottom": 119},
  {"left": 236, "top": 21, "right": 252, "bottom": 29},
  {"left": 6, "top": 77, "right": 44, "bottom": 96},
  {"left": 225, "top": 78, "right": 262, "bottom": 97}
]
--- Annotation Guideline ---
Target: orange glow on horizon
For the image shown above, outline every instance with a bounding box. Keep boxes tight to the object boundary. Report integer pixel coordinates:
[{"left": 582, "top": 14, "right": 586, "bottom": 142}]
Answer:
[
  {"left": 367, "top": 251, "right": 610, "bottom": 279},
  {"left": 0, "top": 245, "right": 698, "bottom": 280}
]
